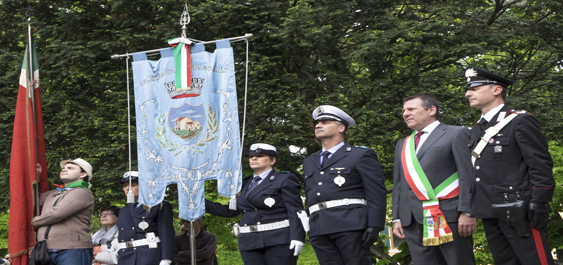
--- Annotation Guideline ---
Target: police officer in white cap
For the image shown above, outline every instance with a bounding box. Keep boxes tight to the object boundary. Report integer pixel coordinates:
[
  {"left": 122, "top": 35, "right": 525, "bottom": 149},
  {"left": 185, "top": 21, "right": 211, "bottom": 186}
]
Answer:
[
  {"left": 465, "top": 66, "right": 555, "bottom": 265},
  {"left": 303, "top": 105, "right": 387, "bottom": 265},
  {"left": 205, "top": 143, "right": 306, "bottom": 265},
  {"left": 116, "top": 171, "right": 175, "bottom": 265}
]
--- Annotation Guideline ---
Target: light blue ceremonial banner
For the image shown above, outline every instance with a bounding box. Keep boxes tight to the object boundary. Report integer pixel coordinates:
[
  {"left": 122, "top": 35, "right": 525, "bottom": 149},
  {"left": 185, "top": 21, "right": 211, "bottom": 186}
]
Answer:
[{"left": 131, "top": 40, "right": 242, "bottom": 221}]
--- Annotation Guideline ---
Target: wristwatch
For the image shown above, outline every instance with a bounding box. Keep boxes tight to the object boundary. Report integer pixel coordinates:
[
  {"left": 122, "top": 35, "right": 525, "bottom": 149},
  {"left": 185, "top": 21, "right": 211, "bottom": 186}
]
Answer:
[{"left": 462, "top": 212, "right": 471, "bottom": 217}]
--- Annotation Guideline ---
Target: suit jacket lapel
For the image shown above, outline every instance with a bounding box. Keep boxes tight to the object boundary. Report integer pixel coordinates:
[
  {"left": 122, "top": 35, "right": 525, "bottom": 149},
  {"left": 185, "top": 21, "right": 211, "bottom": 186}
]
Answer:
[
  {"left": 487, "top": 105, "right": 511, "bottom": 127},
  {"left": 130, "top": 202, "right": 146, "bottom": 219},
  {"left": 416, "top": 123, "right": 446, "bottom": 159},
  {"left": 323, "top": 143, "right": 350, "bottom": 169},
  {"left": 246, "top": 170, "right": 276, "bottom": 200},
  {"left": 312, "top": 152, "right": 322, "bottom": 169}
]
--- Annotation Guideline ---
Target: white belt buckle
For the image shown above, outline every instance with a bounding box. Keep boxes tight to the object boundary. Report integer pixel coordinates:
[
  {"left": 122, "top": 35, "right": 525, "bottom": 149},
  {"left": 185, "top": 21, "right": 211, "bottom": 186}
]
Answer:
[{"left": 318, "top": 202, "right": 327, "bottom": 210}]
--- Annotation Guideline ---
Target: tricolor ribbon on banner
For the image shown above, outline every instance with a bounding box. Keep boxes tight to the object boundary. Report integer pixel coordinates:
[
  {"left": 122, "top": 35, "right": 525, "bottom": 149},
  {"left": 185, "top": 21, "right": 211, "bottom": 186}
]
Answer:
[
  {"left": 401, "top": 132, "right": 459, "bottom": 246},
  {"left": 168, "top": 37, "right": 193, "bottom": 89}
]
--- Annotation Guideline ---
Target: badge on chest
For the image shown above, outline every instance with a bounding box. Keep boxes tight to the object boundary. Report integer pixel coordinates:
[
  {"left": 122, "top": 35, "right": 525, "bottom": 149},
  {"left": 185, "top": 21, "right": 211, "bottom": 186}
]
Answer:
[
  {"left": 139, "top": 217, "right": 149, "bottom": 230},
  {"left": 331, "top": 167, "right": 347, "bottom": 187}
]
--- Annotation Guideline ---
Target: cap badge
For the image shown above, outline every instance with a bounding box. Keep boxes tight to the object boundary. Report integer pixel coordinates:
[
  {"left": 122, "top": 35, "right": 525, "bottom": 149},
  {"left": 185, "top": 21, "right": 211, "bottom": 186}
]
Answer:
[
  {"left": 316, "top": 107, "right": 324, "bottom": 115},
  {"left": 466, "top": 68, "right": 478, "bottom": 82},
  {"left": 250, "top": 144, "right": 258, "bottom": 150}
]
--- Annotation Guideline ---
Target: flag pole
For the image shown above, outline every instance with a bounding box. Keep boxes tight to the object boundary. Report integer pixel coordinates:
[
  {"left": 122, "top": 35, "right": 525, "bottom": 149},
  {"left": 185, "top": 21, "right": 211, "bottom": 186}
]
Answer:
[{"left": 27, "top": 16, "right": 41, "bottom": 217}]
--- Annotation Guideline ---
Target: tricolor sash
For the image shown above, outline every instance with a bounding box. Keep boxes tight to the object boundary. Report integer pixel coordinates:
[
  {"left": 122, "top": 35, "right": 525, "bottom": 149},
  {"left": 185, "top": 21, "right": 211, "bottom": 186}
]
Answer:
[{"left": 401, "top": 132, "right": 459, "bottom": 246}]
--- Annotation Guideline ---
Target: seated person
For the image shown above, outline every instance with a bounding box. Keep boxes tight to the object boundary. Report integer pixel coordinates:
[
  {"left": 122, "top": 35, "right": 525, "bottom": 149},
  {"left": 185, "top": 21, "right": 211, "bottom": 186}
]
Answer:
[
  {"left": 173, "top": 218, "right": 218, "bottom": 265},
  {"left": 92, "top": 206, "right": 120, "bottom": 265}
]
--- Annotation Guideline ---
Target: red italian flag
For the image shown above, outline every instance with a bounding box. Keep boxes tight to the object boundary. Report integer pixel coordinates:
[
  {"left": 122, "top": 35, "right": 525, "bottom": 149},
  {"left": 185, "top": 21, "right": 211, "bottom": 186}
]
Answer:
[{"left": 8, "top": 35, "right": 48, "bottom": 265}]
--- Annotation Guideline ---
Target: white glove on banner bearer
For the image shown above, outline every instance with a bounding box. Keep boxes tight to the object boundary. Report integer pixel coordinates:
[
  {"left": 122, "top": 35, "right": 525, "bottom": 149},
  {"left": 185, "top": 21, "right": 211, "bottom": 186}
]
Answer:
[
  {"left": 289, "top": 240, "right": 304, "bottom": 256},
  {"left": 159, "top": 259, "right": 172, "bottom": 265}
]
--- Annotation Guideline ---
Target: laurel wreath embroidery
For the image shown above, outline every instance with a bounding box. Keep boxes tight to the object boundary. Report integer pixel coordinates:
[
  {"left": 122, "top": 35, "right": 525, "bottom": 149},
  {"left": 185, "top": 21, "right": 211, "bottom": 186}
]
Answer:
[
  {"left": 197, "top": 105, "right": 218, "bottom": 146},
  {"left": 155, "top": 104, "right": 218, "bottom": 155}
]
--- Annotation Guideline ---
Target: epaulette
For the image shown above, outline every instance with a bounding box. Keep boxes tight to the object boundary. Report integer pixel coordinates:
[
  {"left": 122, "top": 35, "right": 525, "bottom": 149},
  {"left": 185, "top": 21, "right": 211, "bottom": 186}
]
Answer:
[
  {"left": 495, "top": 110, "right": 527, "bottom": 122},
  {"left": 508, "top": 109, "right": 528, "bottom": 115}
]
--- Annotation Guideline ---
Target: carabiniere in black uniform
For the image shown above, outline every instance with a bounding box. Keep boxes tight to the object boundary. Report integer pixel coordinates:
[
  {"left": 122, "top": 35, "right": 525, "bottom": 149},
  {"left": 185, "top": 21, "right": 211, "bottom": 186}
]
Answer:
[{"left": 465, "top": 66, "right": 555, "bottom": 265}]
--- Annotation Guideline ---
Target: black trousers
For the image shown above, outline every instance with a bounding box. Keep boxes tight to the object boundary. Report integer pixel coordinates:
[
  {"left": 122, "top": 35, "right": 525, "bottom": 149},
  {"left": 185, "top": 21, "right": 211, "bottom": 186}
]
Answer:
[
  {"left": 309, "top": 230, "right": 371, "bottom": 265},
  {"left": 402, "top": 218, "right": 475, "bottom": 265},
  {"left": 239, "top": 244, "right": 297, "bottom": 265},
  {"left": 482, "top": 218, "right": 553, "bottom": 265}
]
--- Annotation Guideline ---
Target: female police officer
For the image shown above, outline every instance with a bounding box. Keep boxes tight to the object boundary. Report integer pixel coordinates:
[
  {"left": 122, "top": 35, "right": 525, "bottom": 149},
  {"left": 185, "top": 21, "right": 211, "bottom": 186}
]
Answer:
[
  {"left": 205, "top": 143, "right": 306, "bottom": 265},
  {"left": 116, "top": 171, "right": 175, "bottom": 265}
]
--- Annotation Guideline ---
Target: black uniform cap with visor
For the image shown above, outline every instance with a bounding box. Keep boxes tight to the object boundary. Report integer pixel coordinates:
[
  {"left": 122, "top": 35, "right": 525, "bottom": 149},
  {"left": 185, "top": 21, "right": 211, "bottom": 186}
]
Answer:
[{"left": 465, "top": 66, "right": 514, "bottom": 89}]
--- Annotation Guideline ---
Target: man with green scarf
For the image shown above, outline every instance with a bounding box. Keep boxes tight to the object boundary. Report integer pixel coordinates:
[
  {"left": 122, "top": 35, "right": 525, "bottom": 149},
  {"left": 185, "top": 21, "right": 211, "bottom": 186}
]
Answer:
[{"left": 31, "top": 158, "right": 95, "bottom": 265}]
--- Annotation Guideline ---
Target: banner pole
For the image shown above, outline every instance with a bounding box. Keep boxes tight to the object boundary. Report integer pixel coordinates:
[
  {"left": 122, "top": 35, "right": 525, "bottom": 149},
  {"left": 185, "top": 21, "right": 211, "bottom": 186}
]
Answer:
[
  {"left": 110, "top": 34, "right": 253, "bottom": 60},
  {"left": 28, "top": 16, "right": 41, "bottom": 217}
]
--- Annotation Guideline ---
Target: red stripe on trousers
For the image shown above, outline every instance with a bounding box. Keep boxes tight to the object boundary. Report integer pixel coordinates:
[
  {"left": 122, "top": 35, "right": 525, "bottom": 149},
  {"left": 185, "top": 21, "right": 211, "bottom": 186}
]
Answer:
[{"left": 531, "top": 221, "right": 548, "bottom": 265}]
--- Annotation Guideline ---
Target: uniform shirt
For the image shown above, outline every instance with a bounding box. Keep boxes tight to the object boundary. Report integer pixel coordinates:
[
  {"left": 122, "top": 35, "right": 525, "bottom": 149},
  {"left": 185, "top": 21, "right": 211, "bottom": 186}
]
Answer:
[
  {"left": 252, "top": 168, "right": 273, "bottom": 187},
  {"left": 479, "top": 103, "right": 505, "bottom": 122},
  {"left": 319, "top": 142, "right": 345, "bottom": 164}
]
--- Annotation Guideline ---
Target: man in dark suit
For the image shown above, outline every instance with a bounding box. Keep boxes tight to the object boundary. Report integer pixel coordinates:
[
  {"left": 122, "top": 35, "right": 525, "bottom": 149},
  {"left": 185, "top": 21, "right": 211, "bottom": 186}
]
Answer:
[
  {"left": 465, "top": 66, "right": 555, "bottom": 265},
  {"left": 116, "top": 171, "right": 175, "bottom": 265},
  {"left": 392, "top": 94, "right": 475, "bottom": 265},
  {"left": 303, "top": 105, "right": 387, "bottom": 265}
]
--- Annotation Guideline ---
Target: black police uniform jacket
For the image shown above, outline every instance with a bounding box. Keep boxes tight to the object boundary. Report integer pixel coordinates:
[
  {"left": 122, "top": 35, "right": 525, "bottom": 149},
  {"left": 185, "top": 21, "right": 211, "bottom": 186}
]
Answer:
[
  {"left": 205, "top": 170, "right": 305, "bottom": 251},
  {"left": 469, "top": 105, "right": 555, "bottom": 218},
  {"left": 117, "top": 201, "right": 175, "bottom": 265},
  {"left": 303, "top": 143, "right": 387, "bottom": 237}
]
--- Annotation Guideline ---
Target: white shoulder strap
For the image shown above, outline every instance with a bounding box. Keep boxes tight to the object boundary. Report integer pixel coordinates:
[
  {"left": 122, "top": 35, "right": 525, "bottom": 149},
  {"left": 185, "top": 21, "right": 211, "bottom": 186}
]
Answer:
[{"left": 471, "top": 113, "right": 519, "bottom": 166}]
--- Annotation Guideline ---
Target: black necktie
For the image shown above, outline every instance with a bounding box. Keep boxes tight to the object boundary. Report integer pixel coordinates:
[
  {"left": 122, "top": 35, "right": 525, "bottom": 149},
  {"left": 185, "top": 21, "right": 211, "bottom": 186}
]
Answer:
[
  {"left": 477, "top": 118, "right": 488, "bottom": 136},
  {"left": 246, "top": 176, "right": 261, "bottom": 197},
  {"left": 321, "top": 151, "right": 331, "bottom": 168}
]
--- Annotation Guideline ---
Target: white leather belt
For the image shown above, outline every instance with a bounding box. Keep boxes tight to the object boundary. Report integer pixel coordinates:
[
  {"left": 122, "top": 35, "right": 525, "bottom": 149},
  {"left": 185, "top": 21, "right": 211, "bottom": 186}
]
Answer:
[
  {"left": 309, "top": 198, "right": 366, "bottom": 214},
  {"left": 117, "top": 232, "right": 160, "bottom": 250},
  {"left": 238, "top": 219, "right": 290, "bottom": 233}
]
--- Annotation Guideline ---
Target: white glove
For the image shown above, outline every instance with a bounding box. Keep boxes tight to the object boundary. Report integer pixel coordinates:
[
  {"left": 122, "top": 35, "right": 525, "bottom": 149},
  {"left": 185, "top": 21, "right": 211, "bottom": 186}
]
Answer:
[
  {"left": 93, "top": 251, "right": 112, "bottom": 264},
  {"left": 289, "top": 240, "right": 304, "bottom": 256},
  {"left": 159, "top": 259, "right": 172, "bottom": 265}
]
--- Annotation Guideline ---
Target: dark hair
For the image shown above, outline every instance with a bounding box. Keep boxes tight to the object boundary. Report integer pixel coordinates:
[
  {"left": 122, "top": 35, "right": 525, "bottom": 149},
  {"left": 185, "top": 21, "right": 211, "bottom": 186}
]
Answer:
[
  {"left": 494, "top": 84, "right": 508, "bottom": 100},
  {"left": 403, "top": 94, "right": 441, "bottom": 120},
  {"left": 100, "top": 205, "right": 121, "bottom": 217}
]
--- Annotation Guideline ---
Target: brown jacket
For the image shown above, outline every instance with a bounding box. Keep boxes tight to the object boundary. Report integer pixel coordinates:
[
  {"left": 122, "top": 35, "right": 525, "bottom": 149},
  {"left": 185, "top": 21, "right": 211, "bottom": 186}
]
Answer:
[{"left": 31, "top": 188, "right": 94, "bottom": 249}]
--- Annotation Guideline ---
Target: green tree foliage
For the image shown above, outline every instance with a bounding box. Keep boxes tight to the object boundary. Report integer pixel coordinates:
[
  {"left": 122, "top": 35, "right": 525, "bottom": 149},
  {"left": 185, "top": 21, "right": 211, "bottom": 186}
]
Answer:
[{"left": 1, "top": 0, "right": 563, "bottom": 263}]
